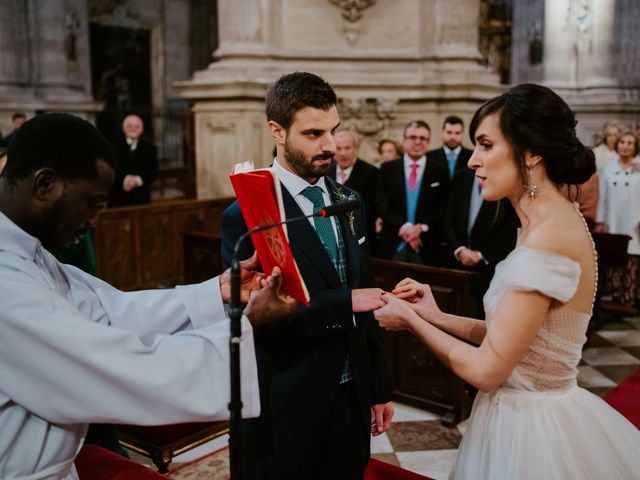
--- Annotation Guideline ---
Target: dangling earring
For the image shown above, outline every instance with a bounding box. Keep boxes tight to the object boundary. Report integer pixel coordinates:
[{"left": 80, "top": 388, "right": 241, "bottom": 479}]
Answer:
[
  {"left": 524, "top": 165, "right": 539, "bottom": 200},
  {"left": 525, "top": 181, "right": 539, "bottom": 199}
]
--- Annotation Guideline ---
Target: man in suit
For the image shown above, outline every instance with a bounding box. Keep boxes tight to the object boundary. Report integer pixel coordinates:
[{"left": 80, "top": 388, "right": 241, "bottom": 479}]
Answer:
[
  {"left": 108, "top": 114, "right": 158, "bottom": 207},
  {"left": 2, "top": 112, "right": 27, "bottom": 145},
  {"left": 428, "top": 115, "right": 473, "bottom": 179},
  {"left": 375, "top": 120, "right": 450, "bottom": 265},
  {"left": 443, "top": 167, "right": 519, "bottom": 318},
  {"left": 221, "top": 72, "right": 393, "bottom": 480},
  {"left": 330, "top": 130, "right": 379, "bottom": 250}
]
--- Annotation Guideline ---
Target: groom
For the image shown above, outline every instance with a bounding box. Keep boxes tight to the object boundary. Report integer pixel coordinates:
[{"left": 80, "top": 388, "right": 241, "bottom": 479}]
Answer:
[{"left": 221, "top": 72, "right": 394, "bottom": 480}]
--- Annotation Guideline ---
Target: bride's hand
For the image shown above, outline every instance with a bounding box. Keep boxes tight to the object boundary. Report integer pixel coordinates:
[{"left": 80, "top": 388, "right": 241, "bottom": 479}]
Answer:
[
  {"left": 374, "top": 294, "right": 419, "bottom": 331},
  {"left": 391, "top": 277, "right": 425, "bottom": 302},
  {"left": 392, "top": 278, "right": 441, "bottom": 324}
]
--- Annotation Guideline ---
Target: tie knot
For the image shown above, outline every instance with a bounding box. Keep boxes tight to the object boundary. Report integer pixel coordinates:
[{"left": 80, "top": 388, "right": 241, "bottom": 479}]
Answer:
[
  {"left": 410, "top": 162, "right": 419, "bottom": 172},
  {"left": 301, "top": 186, "right": 326, "bottom": 209}
]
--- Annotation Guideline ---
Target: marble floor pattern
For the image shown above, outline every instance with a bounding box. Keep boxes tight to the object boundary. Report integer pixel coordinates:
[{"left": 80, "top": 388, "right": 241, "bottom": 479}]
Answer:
[{"left": 126, "top": 315, "right": 640, "bottom": 480}]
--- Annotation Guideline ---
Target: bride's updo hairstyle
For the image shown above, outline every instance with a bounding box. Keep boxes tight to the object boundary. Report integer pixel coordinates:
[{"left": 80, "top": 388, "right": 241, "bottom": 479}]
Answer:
[{"left": 469, "top": 84, "right": 595, "bottom": 186}]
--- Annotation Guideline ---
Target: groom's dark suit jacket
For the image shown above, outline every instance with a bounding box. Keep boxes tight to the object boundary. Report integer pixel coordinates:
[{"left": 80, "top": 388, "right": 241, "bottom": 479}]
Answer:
[
  {"left": 443, "top": 168, "right": 519, "bottom": 317},
  {"left": 221, "top": 176, "right": 391, "bottom": 478},
  {"left": 329, "top": 158, "right": 379, "bottom": 251}
]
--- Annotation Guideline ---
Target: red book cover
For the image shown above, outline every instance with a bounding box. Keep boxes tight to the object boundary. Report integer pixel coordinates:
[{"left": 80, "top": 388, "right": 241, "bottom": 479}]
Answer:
[{"left": 230, "top": 167, "right": 310, "bottom": 305}]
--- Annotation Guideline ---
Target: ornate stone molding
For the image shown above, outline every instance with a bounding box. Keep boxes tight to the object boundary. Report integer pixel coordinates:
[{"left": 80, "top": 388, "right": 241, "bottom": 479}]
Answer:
[
  {"left": 338, "top": 97, "right": 397, "bottom": 141},
  {"left": 329, "top": 0, "right": 376, "bottom": 46},
  {"left": 329, "top": 0, "right": 376, "bottom": 22}
]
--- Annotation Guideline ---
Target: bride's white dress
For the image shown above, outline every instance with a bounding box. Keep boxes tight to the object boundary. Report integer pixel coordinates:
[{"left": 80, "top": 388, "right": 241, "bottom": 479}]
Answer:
[{"left": 450, "top": 247, "right": 640, "bottom": 479}]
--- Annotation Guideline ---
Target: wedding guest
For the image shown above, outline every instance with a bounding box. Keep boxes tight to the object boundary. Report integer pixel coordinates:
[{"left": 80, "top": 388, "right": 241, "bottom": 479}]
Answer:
[
  {"left": 2, "top": 112, "right": 27, "bottom": 144},
  {"left": 375, "top": 84, "right": 640, "bottom": 479},
  {"left": 378, "top": 138, "right": 402, "bottom": 162},
  {"left": 595, "top": 131, "right": 640, "bottom": 254},
  {"left": 592, "top": 121, "right": 621, "bottom": 173},
  {"left": 559, "top": 172, "right": 599, "bottom": 230},
  {"left": 108, "top": 114, "right": 158, "bottom": 207}
]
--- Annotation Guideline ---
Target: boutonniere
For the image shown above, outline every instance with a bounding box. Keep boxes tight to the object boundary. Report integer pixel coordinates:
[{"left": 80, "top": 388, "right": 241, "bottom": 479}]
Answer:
[{"left": 331, "top": 186, "right": 357, "bottom": 236}]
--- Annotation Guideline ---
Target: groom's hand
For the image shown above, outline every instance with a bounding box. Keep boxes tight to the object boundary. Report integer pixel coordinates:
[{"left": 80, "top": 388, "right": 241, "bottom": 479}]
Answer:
[
  {"left": 371, "top": 402, "right": 394, "bottom": 436},
  {"left": 352, "top": 288, "right": 387, "bottom": 312}
]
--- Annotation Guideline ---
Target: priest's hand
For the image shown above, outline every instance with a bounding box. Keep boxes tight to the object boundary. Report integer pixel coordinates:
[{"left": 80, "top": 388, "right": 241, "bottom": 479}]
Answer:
[
  {"left": 243, "top": 267, "right": 297, "bottom": 327},
  {"left": 219, "top": 253, "right": 264, "bottom": 303}
]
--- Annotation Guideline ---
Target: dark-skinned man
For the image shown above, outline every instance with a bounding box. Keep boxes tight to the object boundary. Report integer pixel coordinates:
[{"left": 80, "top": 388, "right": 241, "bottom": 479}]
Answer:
[{"left": 0, "top": 113, "right": 295, "bottom": 480}]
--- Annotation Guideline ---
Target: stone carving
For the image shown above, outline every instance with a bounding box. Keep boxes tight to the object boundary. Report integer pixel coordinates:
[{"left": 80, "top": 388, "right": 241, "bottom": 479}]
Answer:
[
  {"left": 329, "top": 0, "right": 376, "bottom": 46},
  {"left": 65, "top": 12, "right": 80, "bottom": 62},
  {"left": 338, "top": 97, "right": 397, "bottom": 141},
  {"left": 329, "top": 0, "right": 376, "bottom": 22}
]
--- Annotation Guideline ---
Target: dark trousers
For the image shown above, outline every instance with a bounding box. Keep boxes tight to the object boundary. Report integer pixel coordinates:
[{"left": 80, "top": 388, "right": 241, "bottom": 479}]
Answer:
[
  {"left": 242, "top": 380, "right": 370, "bottom": 480},
  {"left": 320, "top": 380, "right": 370, "bottom": 480}
]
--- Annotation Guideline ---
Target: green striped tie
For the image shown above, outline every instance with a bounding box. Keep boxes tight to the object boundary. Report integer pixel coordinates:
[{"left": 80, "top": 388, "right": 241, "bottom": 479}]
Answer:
[{"left": 301, "top": 186, "right": 338, "bottom": 265}]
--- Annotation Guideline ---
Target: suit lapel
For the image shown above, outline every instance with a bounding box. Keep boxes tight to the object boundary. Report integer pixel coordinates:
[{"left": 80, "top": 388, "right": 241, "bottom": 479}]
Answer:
[
  {"left": 460, "top": 170, "right": 474, "bottom": 225},
  {"left": 280, "top": 184, "right": 342, "bottom": 288},
  {"left": 416, "top": 161, "right": 434, "bottom": 219},
  {"left": 326, "top": 177, "right": 360, "bottom": 287},
  {"left": 392, "top": 160, "right": 408, "bottom": 218}
]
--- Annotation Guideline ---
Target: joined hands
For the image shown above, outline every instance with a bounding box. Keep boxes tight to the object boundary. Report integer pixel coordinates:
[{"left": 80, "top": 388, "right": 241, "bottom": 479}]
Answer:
[{"left": 219, "top": 254, "right": 297, "bottom": 327}]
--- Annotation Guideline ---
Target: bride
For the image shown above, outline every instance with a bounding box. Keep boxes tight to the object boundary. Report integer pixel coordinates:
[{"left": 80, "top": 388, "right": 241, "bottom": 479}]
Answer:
[{"left": 374, "top": 84, "right": 640, "bottom": 479}]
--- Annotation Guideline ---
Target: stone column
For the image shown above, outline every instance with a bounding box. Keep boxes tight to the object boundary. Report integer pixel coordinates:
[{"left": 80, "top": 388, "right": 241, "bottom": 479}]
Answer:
[
  {"left": 0, "top": 0, "right": 100, "bottom": 133},
  {"left": 544, "top": 0, "right": 616, "bottom": 89},
  {"left": 538, "top": 0, "right": 638, "bottom": 144},
  {"left": 178, "top": 0, "right": 503, "bottom": 198}
]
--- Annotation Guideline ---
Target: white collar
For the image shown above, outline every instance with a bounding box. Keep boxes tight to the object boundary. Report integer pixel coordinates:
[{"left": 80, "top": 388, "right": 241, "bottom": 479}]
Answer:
[
  {"left": 272, "top": 158, "right": 331, "bottom": 197},
  {"left": 443, "top": 145, "right": 462, "bottom": 156},
  {"left": 403, "top": 154, "right": 426, "bottom": 170}
]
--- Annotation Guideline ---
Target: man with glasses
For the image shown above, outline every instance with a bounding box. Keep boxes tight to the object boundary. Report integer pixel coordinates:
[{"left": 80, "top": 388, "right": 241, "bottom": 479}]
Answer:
[{"left": 375, "top": 120, "right": 450, "bottom": 265}]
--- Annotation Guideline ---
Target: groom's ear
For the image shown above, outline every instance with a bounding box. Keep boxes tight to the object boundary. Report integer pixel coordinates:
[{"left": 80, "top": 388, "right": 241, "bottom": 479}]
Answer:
[{"left": 268, "top": 121, "right": 286, "bottom": 146}]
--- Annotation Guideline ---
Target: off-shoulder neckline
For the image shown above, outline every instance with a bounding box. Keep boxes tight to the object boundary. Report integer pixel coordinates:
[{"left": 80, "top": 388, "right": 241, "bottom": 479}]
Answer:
[
  {"left": 510, "top": 245, "right": 580, "bottom": 267},
  {"left": 506, "top": 246, "right": 592, "bottom": 316}
]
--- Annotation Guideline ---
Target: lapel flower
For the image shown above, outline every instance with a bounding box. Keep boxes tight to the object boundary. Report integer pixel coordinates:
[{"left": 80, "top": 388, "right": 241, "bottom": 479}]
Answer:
[{"left": 330, "top": 186, "right": 357, "bottom": 236}]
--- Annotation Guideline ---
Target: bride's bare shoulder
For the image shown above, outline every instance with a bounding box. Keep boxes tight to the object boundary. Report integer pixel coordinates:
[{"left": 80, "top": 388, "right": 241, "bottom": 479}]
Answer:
[{"left": 522, "top": 212, "right": 591, "bottom": 262}]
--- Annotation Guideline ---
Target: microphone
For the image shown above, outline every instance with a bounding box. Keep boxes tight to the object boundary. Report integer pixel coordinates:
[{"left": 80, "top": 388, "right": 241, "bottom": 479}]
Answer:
[
  {"left": 316, "top": 199, "right": 361, "bottom": 218},
  {"left": 227, "top": 198, "right": 360, "bottom": 480}
]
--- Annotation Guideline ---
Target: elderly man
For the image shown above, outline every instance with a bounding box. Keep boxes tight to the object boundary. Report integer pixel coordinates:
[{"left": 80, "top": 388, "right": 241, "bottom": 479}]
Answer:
[
  {"left": 0, "top": 113, "right": 295, "bottom": 480},
  {"left": 329, "top": 130, "right": 379, "bottom": 249},
  {"left": 108, "top": 114, "right": 159, "bottom": 207}
]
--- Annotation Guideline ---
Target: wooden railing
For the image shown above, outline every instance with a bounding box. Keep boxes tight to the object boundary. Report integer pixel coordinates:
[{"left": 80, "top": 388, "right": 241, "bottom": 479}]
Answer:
[
  {"left": 92, "top": 198, "right": 234, "bottom": 291},
  {"left": 372, "top": 259, "right": 477, "bottom": 425}
]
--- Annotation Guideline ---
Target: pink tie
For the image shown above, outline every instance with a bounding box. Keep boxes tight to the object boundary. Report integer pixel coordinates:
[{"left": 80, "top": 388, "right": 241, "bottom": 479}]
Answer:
[
  {"left": 408, "top": 163, "right": 419, "bottom": 191},
  {"left": 339, "top": 170, "right": 348, "bottom": 185}
]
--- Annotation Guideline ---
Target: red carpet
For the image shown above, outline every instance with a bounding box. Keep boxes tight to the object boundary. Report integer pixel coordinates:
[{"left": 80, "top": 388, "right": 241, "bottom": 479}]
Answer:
[
  {"left": 365, "top": 458, "right": 434, "bottom": 480},
  {"left": 604, "top": 366, "right": 640, "bottom": 428},
  {"left": 166, "top": 446, "right": 434, "bottom": 479}
]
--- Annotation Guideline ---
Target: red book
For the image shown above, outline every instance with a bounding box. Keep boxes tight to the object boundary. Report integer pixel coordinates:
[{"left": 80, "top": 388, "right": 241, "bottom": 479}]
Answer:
[{"left": 230, "top": 167, "right": 310, "bottom": 305}]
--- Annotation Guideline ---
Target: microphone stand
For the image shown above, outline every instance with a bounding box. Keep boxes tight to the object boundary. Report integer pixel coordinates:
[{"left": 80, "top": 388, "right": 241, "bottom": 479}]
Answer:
[
  {"left": 228, "top": 199, "right": 360, "bottom": 479},
  {"left": 228, "top": 213, "right": 315, "bottom": 480}
]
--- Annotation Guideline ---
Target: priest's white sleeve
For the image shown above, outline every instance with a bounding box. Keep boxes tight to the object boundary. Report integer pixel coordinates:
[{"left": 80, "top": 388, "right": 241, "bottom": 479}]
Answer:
[{"left": 0, "top": 266, "right": 260, "bottom": 425}]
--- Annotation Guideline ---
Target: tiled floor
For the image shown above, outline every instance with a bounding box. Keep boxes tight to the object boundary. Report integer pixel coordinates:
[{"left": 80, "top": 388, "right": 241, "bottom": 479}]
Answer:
[{"left": 127, "top": 314, "right": 640, "bottom": 480}]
